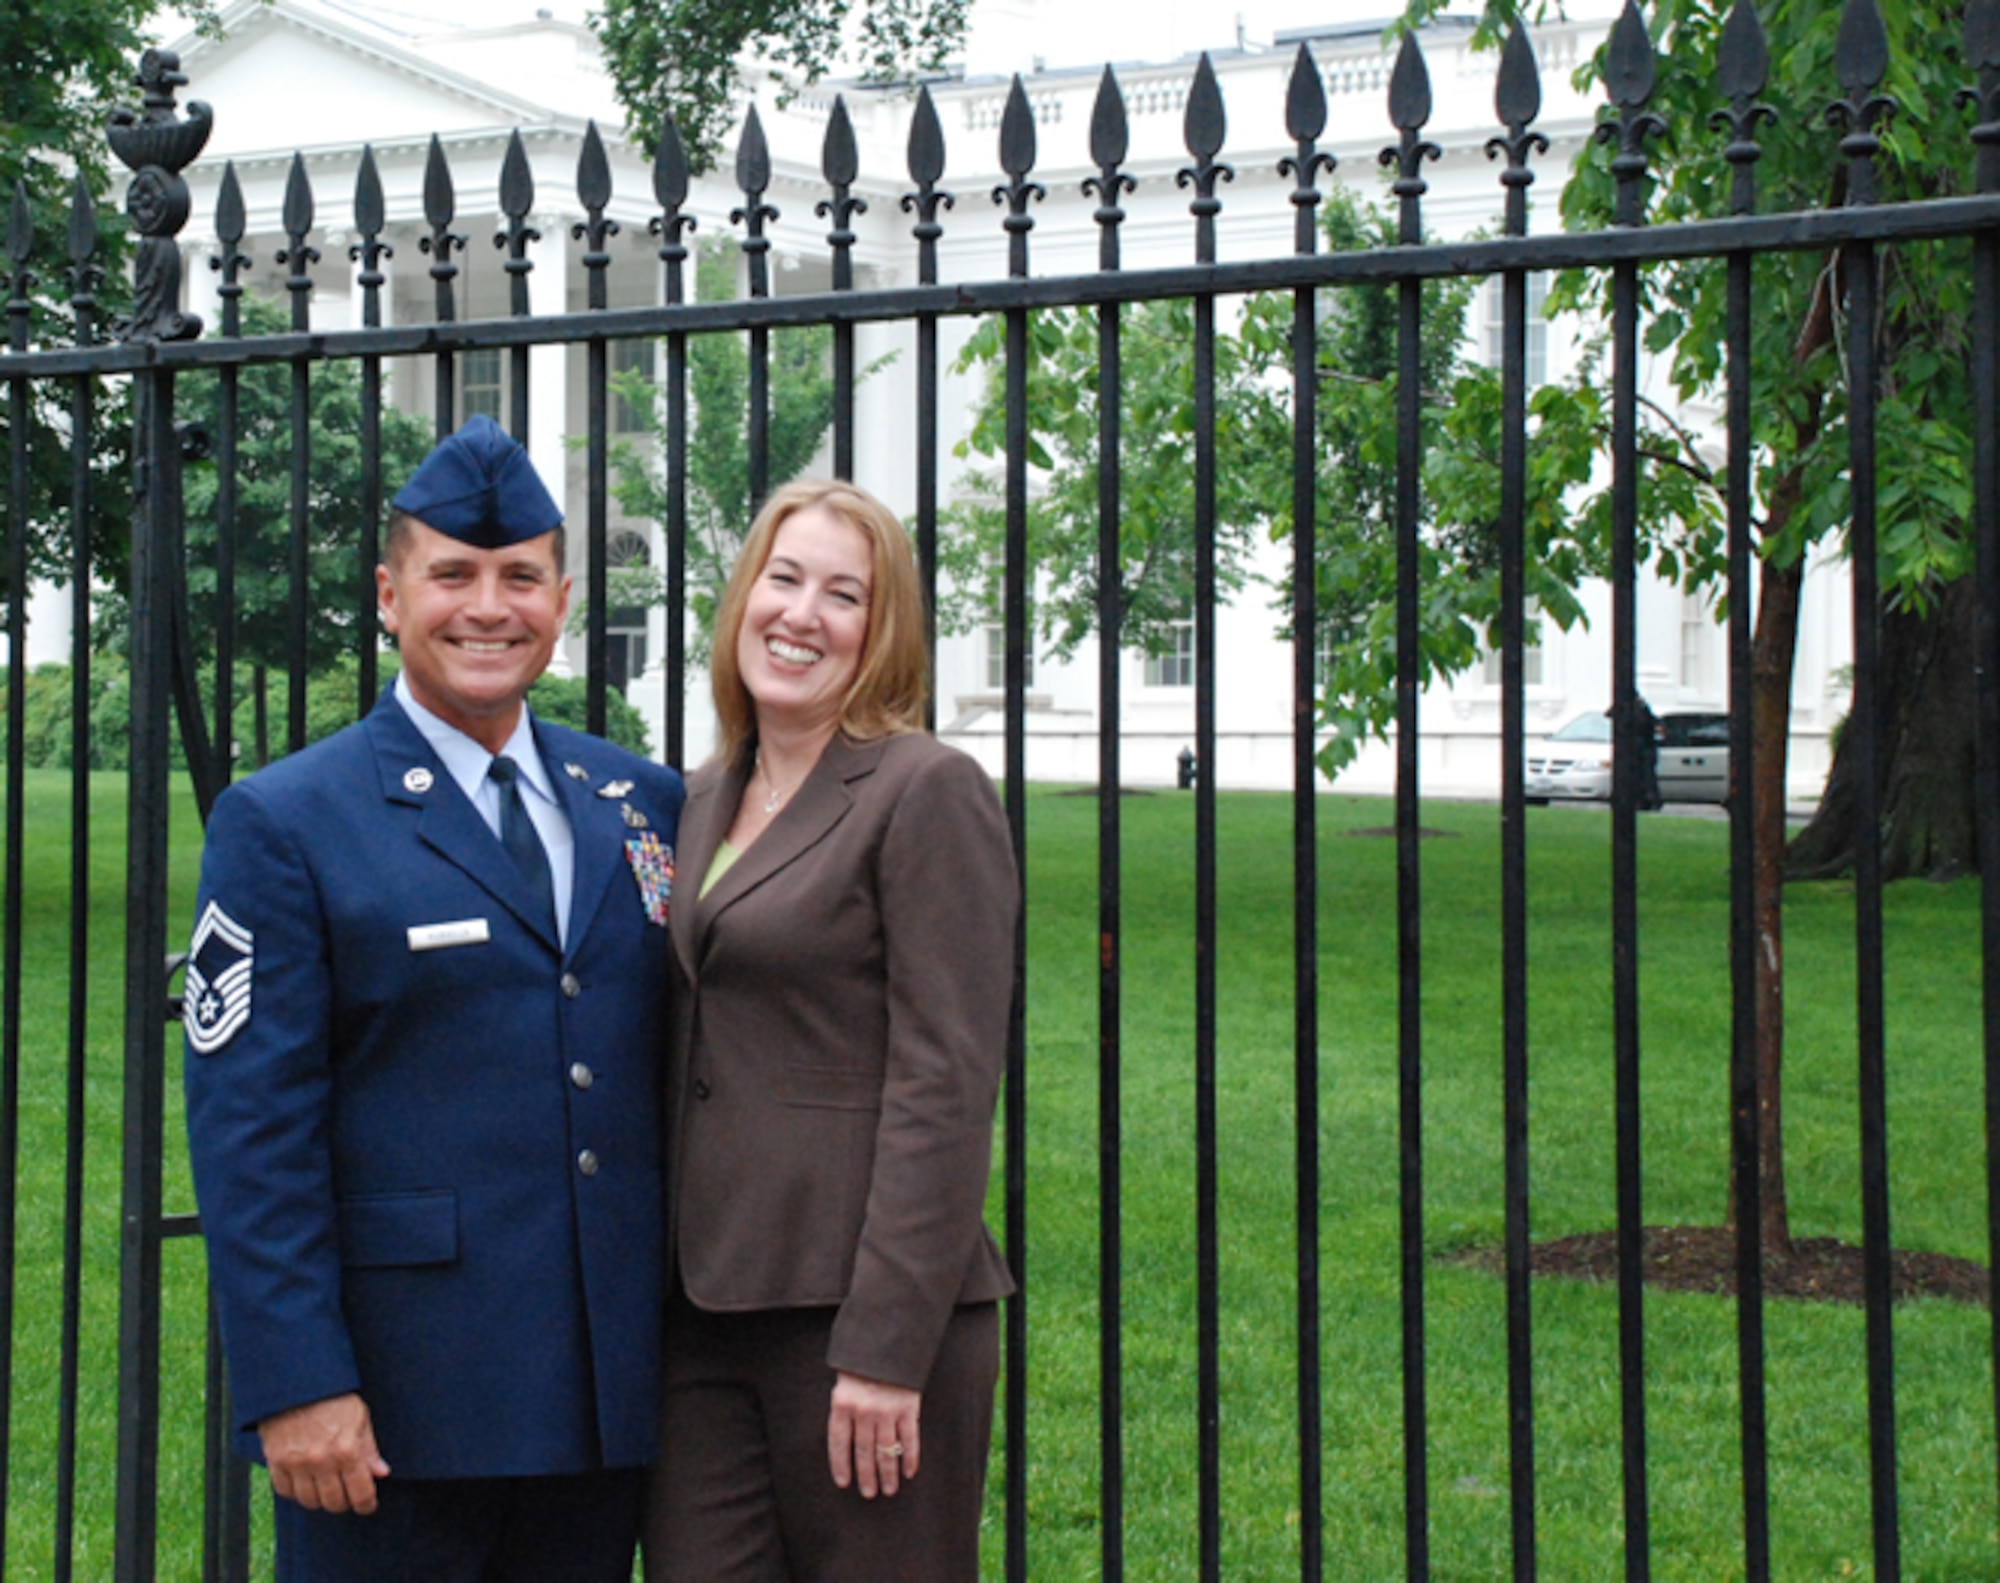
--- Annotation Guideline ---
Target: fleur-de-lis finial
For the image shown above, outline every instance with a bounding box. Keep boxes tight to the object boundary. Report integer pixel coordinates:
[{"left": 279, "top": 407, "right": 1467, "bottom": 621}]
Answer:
[
  {"left": 1710, "top": 0, "right": 1774, "bottom": 217},
  {"left": 495, "top": 130, "right": 540, "bottom": 318},
  {"left": 992, "top": 78, "right": 1045, "bottom": 278},
  {"left": 1826, "top": 0, "right": 1896, "bottom": 205},
  {"left": 901, "top": 86, "right": 955, "bottom": 287},
  {"left": 1177, "top": 55, "right": 1235, "bottom": 265},
  {"left": 1486, "top": 24, "right": 1550, "bottom": 237},
  {"left": 651, "top": 111, "right": 697, "bottom": 304},
  {"left": 817, "top": 97, "right": 868, "bottom": 291},
  {"left": 1084, "top": 67, "right": 1137, "bottom": 270},
  {"left": 1380, "top": 31, "right": 1441, "bottom": 242},
  {"left": 573, "top": 121, "right": 620, "bottom": 311},
  {"left": 731, "top": 105, "right": 779, "bottom": 299},
  {"left": 1281, "top": 40, "right": 1336, "bottom": 257},
  {"left": 420, "top": 134, "right": 464, "bottom": 323},
  {"left": 1592, "top": 1, "right": 1666, "bottom": 227}
]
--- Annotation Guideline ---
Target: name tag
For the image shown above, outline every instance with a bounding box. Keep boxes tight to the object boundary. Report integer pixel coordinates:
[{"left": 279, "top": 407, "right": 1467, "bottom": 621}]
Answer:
[{"left": 407, "top": 918, "right": 492, "bottom": 953}]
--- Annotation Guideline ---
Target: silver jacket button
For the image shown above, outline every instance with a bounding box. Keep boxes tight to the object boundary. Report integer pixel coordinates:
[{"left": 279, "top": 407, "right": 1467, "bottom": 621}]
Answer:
[
  {"left": 577, "top": 1149, "right": 600, "bottom": 1176},
  {"left": 570, "top": 1062, "right": 594, "bottom": 1090},
  {"left": 560, "top": 972, "right": 581, "bottom": 998}
]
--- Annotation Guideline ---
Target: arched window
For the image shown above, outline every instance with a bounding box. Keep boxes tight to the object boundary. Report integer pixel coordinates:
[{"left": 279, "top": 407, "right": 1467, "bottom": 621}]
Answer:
[{"left": 606, "top": 528, "right": 652, "bottom": 691}]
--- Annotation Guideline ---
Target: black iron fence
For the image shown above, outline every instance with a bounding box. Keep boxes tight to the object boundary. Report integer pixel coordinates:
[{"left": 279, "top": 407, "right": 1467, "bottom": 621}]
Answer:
[{"left": 2, "top": 0, "right": 1999, "bottom": 1577}]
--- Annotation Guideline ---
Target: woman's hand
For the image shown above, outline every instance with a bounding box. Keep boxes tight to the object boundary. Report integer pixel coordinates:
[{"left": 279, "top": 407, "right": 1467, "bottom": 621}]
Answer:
[{"left": 827, "top": 1370, "right": 921, "bottom": 1498}]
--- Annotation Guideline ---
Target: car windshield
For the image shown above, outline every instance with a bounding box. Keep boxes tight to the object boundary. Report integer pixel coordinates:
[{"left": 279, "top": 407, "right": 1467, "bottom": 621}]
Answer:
[{"left": 1549, "top": 714, "right": 1612, "bottom": 743}]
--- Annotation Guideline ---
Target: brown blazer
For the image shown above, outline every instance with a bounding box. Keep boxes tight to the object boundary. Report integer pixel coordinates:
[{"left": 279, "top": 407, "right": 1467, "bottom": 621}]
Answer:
[{"left": 666, "top": 730, "right": 1018, "bottom": 1391}]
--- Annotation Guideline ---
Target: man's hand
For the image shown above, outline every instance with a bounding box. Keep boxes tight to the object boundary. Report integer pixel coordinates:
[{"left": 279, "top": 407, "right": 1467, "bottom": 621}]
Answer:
[{"left": 259, "top": 1393, "right": 391, "bottom": 1514}]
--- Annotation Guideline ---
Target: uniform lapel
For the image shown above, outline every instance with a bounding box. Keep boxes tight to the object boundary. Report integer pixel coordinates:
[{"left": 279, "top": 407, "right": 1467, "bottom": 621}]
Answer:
[
  {"left": 544, "top": 725, "right": 620, "bottom": 963},
  {"left": 691, "top": 734, "right": 884, "bottom": 960},
  {"left": 366, "top": 693, "right": 561, "bottom": 951}
]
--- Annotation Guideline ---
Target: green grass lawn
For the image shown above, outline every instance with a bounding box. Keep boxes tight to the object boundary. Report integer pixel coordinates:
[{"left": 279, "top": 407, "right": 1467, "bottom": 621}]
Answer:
[{"left": 0, "top": 771, "right": 1990, "bottom": 1579}]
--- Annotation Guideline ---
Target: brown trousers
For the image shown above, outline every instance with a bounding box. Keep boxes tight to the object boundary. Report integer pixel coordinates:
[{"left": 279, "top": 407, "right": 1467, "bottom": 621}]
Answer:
[{"left": 643, "top": 1294, "right": 998, "bottom": 1582}]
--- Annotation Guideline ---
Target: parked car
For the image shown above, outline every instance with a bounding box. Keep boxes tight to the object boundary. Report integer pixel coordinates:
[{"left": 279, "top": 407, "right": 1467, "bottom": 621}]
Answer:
[{"left": 1525, "top": 710, "right": 1730, "bottom": 805}]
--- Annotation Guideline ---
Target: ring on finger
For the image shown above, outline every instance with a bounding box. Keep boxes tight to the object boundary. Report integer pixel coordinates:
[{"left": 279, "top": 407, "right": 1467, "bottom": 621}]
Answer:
[{"left": 876, "top": 1443, "right": 904, "bottom": 1459}]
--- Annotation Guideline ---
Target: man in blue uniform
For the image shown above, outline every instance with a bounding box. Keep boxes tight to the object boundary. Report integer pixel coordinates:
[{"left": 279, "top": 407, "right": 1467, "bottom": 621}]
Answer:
[{"left": 183, "top": 415, "right": 683, "bottom": 1582}]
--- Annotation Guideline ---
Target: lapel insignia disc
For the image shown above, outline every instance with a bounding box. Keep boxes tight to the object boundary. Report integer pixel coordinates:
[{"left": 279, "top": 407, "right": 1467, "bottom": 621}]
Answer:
[
  {"left": 625, "top": 832, "right": 673, "bottom": 926},
  {"left": 184, "top": 900, "right": 255, "bottom": 1055},
  {"left": 598, "top": 779, "right": 634, "bottom": 799},
  {"left": 565, "top": 763, "right": 590, "bottom": 781},
  {"left": 403, "top": 767, "right": 434, "bottom": 794},
  {"left": 621, "top": 803, "right": 649, "bottom": 830}
]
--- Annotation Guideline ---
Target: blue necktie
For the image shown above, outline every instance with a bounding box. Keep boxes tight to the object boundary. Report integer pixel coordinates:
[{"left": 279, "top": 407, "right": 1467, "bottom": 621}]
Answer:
[{"left": 489, "top": 754, "right": 558, "bottom": 939}]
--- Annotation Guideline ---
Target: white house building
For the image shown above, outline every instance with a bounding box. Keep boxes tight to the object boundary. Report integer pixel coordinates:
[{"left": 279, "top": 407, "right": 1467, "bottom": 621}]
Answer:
[{"left": 122, "top": 0, "right": 1849, "bottom": 799}]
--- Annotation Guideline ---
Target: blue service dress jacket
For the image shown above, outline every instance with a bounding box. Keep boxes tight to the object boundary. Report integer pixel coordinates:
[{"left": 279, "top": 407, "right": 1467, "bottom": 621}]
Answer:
[{"left": 182, "top": 689, "right": 683, "bottom": 1481}]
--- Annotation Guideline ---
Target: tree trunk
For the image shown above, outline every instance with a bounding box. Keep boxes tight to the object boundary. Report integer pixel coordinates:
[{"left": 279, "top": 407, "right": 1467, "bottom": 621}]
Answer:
[
  {"left": 1743, "top": 555, "right": 1801, "bottom": 1259},
  {"left": 1786, "top": 574, "right": 1982, "bottom": 881}
]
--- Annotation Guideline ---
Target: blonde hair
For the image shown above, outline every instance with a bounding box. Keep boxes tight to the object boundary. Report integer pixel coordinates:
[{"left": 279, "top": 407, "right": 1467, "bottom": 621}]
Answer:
[{"left": 710, "top": 478, "right": 929, "bottom": 766}]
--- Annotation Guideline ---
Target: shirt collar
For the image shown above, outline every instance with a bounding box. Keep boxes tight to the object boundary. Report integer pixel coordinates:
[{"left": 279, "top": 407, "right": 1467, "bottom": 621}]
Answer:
[{"left": 394, "top": 674, "right": 555, "bottom": 806}]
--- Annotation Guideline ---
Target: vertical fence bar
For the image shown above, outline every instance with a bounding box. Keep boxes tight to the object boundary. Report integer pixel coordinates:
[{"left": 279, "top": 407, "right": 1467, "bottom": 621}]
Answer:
[
  {"left": 1595, "top": 13, "right": 1663, "bottom": 1573},
  {"left": 56, "top": 173, "right": 101, "bottom": 1583},
  {"left": 652, "top": 115, "right": 694, "bottom": 767},
  {"left": 1489, "top": 25, "right": 1545, "bottom": 1577},
  {"left": 1283, "top": 43, "right": 1331, "bottom": 1583},
  {"left": 1831, "top": 3, "right": 1899, "bottom": 1573},
  {"left": 1967, "top": 0, "right": 2000, "bottom": 1531},
  {"left": 201, "top": 161, "right": 253, "bottom": 1583},
  {"left": 423, "top": 134, "right": 462, "bottom": 438},
  {"left": 1715, "top": 6, "right": 1773, "bottom": 1575},
  {"left": 499, "top": 131, "right": 536, "bottom": 449},
  {"left": 355, "top": 150, "right": 388, "bottom": 716},
  {"left": 993, "top": 73, "right": 1041, "bottom": 1583},
  {"left": 1180, "top": 56, "right": 1230, "bottom": 1582},
  {"left": 211, "top": 165, "right": 245, "bottom": 782},
  {"left": 904, "top": 89, "right": 950, "bottom": 727},
  {"left": 821, "top": 98, "right": 861, "bottom": 481},
  {"left": 279, "top": 155, "right": 317, "bottom": 756},
  {"left": 1382, "top": 36, "right": 1438, "bottom": 1581},
  {"left": 1085, "top": 65, "right": 1133, "bottom": 1583},
  {"left": 576, "top": 122, "right": 616, "bottom": 730},
  {"left": 1, "top": 182, "right": 33, "bottom": 1578},
  {"left": 735, "top": 108, "right": 775, "bottom": 514}
]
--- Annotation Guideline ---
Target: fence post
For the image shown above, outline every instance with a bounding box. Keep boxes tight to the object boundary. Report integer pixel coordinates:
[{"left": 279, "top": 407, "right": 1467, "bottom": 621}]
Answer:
[{"left": 108, "top": 48, "right": 210, "bottom": 1583}]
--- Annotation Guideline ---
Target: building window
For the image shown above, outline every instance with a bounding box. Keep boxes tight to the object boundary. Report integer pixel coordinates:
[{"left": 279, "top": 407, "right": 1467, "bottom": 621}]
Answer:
[
  {"left": 1482, "top": 600, "right": 1545, "bottom": 687},
  {"left": 612, "top": 338, "right": 657, "bottom": 434},
  {"left": 606, "top": 528, "right": 652, "bottom": 692},
  {"left": 1144, "top": 621, "right": 1196, "bottom": 689},
  {"left": 983, "top": 622, "right": 1033, "bottom": 691},
  {"left": 461, "top": 348, "right": 503, "bottom": 423},
  {"left": 1482, "top": 272, "right": 1549, "bottom": 389}
]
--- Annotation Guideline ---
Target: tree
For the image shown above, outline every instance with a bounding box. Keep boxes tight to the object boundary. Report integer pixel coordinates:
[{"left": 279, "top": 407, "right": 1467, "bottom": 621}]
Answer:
[
  {"left": 171, "top": 296, "right": 435, "bottom": 677},
  {"left": 938, "top": 187, "right": 1714, "bottom": 762},
  {"left": 606, "top": 238, "right": 869, "bottom": 658},
  {"left": 0, "top": 1, "right": 230, "bottom": 597},
  {"left": 591, "top": 0, "right": 971, "bottom": 168}
]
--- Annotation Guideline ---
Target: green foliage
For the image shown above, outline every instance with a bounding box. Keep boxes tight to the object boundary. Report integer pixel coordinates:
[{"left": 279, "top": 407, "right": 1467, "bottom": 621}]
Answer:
[
  {"left": 591, "top": 0, "right": 971, "bottom": 169},
  {"left": 606, "top": 239, "right": 880, "bottom": 662},
  {"left": 939, "top": 187, "right": 1717, "bottom": 769},
  {"left": 170, "top": 296, "right": 435, "bottom": 676},
  {"left": 938, "top": 299, "right": 1277, "bottom": 664},
  {"left": 1543, "top": 0, "right": 1980, "bottom": 604}
]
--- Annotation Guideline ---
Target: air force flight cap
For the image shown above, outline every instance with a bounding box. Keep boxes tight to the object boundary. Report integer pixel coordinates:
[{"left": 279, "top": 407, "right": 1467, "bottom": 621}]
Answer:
[{"left": 392, "top": 414, "right": 562, "bottom": 548}]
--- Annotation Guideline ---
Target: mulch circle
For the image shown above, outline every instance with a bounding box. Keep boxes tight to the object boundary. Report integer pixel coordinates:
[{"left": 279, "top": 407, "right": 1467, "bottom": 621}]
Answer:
[{"left": 1442, "top": 1224, "right": 1990, "bottom": 1308}]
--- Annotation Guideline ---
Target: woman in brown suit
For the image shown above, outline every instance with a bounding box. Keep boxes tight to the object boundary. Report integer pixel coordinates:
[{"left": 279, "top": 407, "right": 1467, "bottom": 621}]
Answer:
[{"left": 644, "top": 479, "right": 1017, "bottom": 1581}]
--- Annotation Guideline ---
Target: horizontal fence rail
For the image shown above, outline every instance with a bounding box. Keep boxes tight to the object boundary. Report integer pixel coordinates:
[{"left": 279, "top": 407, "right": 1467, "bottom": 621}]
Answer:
[{"left": 0, "top": 0, "right": 1997, "bottom": 1578}]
